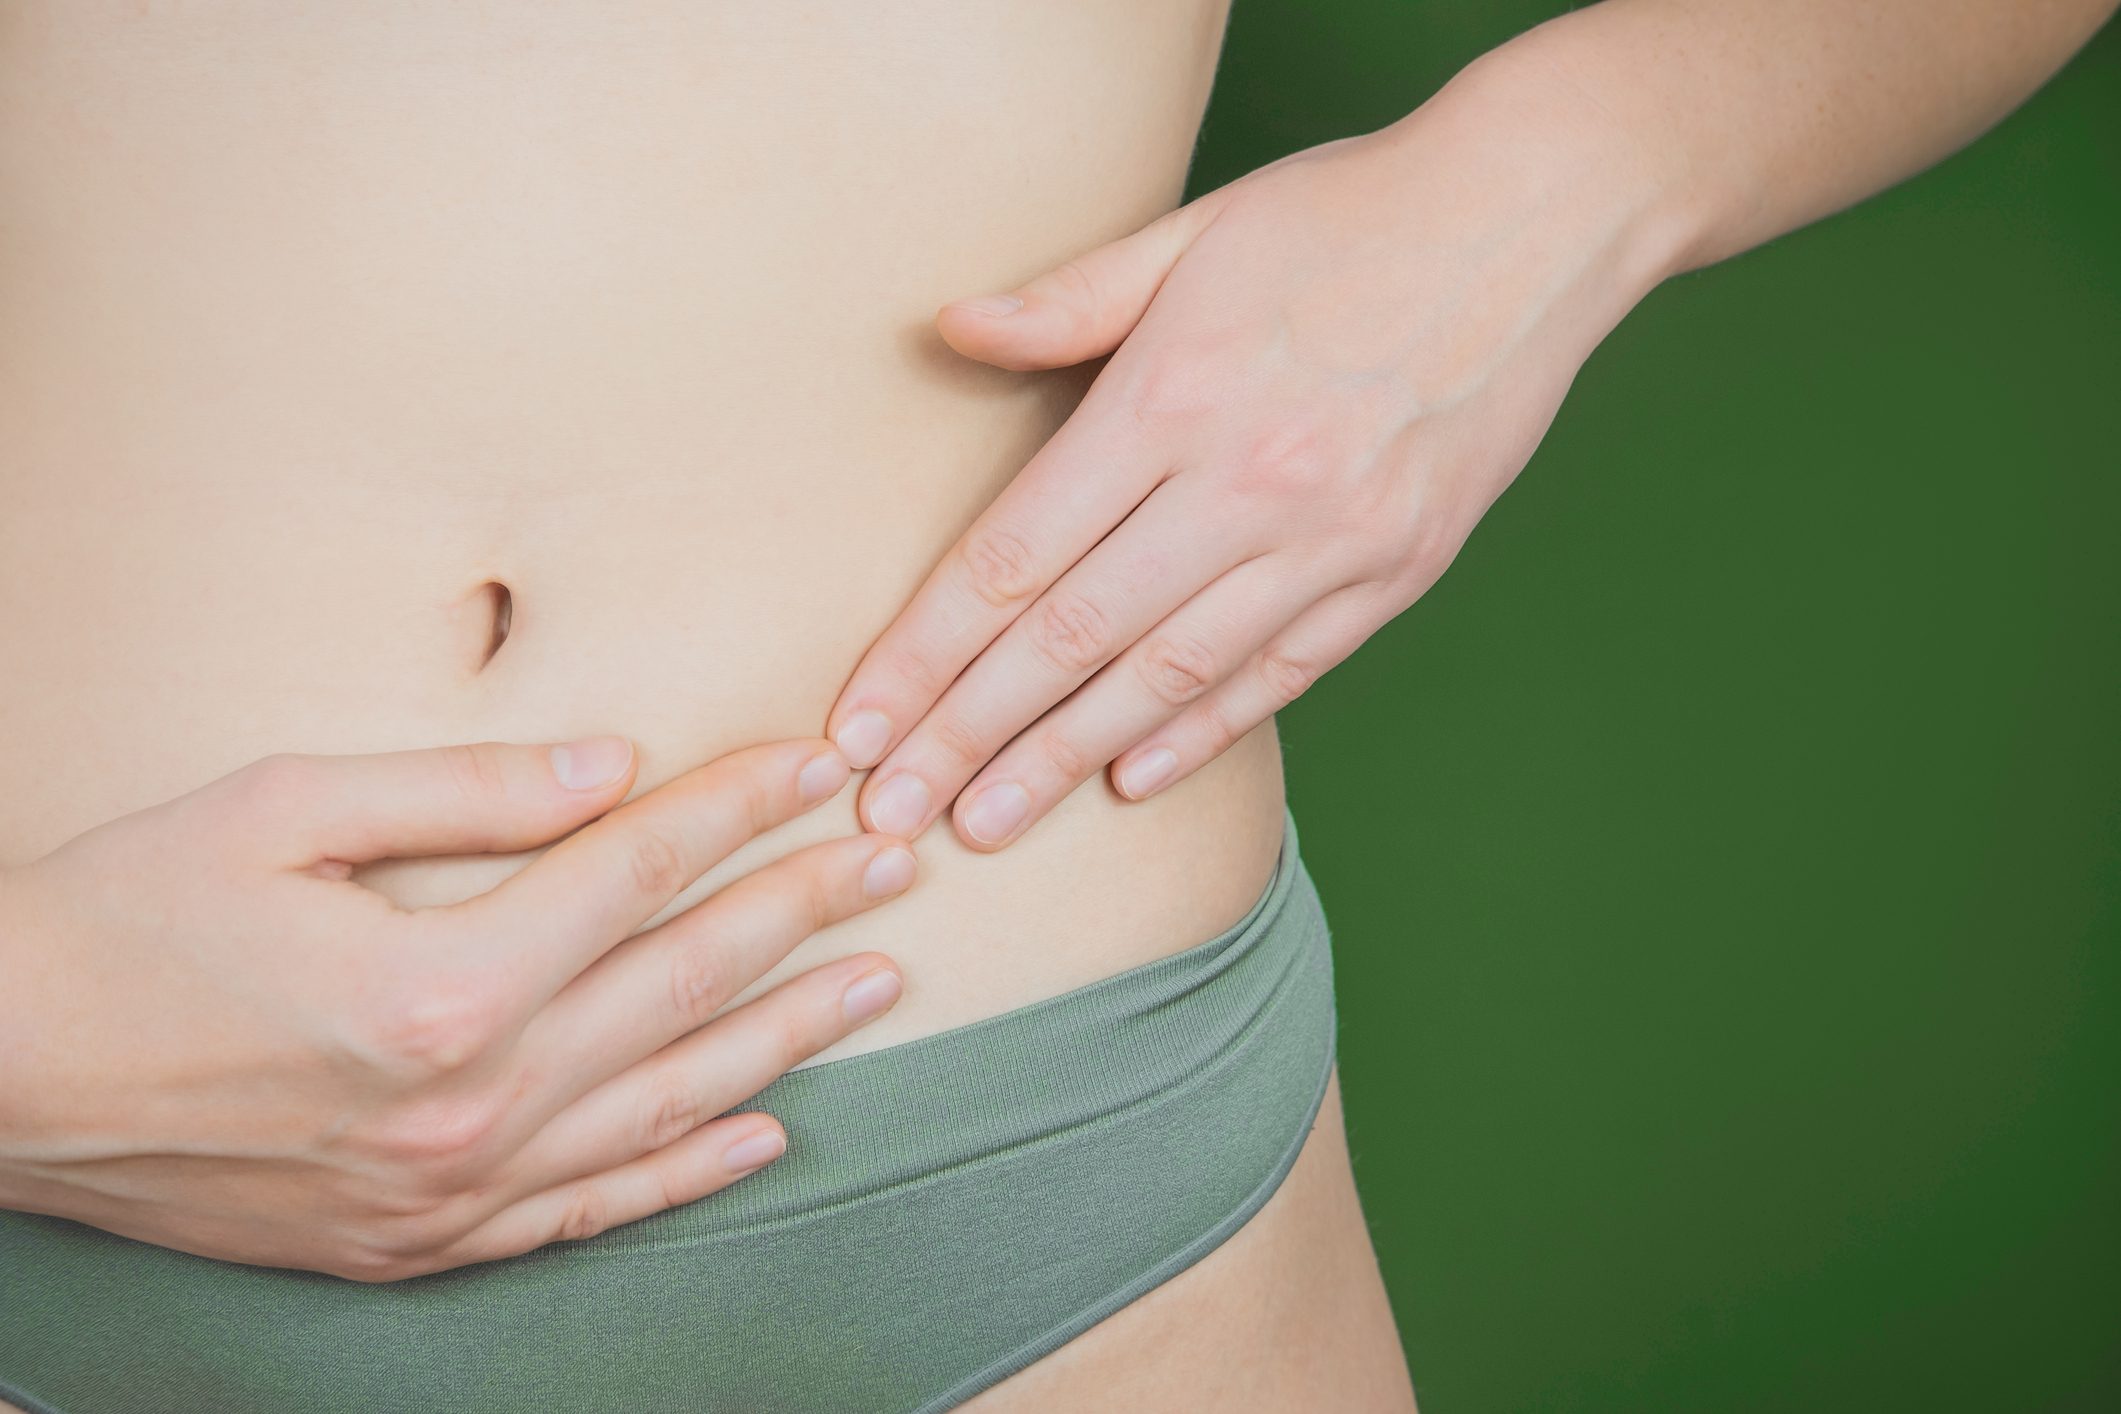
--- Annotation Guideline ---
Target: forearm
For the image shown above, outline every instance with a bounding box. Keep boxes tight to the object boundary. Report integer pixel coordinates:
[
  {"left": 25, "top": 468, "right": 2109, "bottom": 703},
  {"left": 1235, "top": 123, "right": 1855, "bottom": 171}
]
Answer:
[{"left": 1459, "top": 0, "right": 2115, "bottom": 276}]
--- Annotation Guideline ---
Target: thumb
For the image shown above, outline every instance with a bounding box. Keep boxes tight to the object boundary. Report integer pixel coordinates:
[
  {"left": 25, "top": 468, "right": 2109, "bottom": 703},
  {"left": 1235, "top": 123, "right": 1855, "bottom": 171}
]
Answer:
[
  {"left": 231, "top": 737, "right": 640, "bottom": 866},
  {"left": 936, "top": 188, "right": 1233, "bottom": 373}
]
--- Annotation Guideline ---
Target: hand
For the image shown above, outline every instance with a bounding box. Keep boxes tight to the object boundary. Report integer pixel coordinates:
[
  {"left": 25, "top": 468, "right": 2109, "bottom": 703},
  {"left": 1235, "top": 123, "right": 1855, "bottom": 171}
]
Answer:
[
  {"left": 0, "top": 736, "right": 916, "bottom": 1280},
  {"left": 826, "top": 62, "right": 1679, "bottom": 850}
]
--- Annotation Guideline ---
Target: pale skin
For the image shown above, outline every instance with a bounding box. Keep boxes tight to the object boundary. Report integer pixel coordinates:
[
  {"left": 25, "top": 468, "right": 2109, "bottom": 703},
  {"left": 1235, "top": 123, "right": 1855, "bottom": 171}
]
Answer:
[
  {"left": 833, "top": 0, "right": 2121, "bottom": 861},
  {"left": 0, "top": 735, "right": 918, "bottom": 1281},
  {"left": 0, "top": 0, "right": 2112, "bottom": 1409}
]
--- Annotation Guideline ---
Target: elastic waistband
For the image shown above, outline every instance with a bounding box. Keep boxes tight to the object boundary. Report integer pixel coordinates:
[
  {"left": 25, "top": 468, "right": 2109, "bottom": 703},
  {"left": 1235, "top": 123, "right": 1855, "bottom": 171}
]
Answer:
[
  {"left": 0, "top": 812, "right": 1333, "bottom": 1414},
  {"left": 558, "top": 808, "right": 1322, "bottom": 1256}
]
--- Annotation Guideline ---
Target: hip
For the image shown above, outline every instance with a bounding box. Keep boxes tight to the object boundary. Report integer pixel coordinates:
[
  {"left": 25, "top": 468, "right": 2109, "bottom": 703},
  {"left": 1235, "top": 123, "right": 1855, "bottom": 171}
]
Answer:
[{"left": 0, "top": 810, "right": 1336, "bottom": 1414}]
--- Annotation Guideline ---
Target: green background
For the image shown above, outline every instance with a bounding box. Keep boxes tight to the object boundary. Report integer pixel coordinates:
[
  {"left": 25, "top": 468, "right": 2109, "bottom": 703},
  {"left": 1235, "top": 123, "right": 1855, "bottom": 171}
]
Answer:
[{"left": 1189, "top": 6, "right": 2120, "bottom": 1411}]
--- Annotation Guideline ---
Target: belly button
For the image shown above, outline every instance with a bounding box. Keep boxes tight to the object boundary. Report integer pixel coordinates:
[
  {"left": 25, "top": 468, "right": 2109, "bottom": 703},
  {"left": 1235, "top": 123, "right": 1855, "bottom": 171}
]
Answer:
[{"left": 475, "top": 580, "right": 513, "bottom": 670}]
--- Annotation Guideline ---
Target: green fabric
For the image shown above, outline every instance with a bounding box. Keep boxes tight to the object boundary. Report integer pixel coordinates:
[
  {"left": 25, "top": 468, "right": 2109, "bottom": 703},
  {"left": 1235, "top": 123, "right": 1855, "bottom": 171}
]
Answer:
[{"left": 0, "top": 812, "right": 1336, "bottom": 1414}]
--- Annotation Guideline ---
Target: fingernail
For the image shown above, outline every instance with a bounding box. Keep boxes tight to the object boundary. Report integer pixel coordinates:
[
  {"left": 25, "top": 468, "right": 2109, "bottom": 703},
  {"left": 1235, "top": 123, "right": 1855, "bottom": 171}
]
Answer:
[
  {"left": 863, "top": 846, "right": 917, "bottom": 899},
  {"left": 962, "top": 781, "right": 1031, "bottom": 846},
  {"left": 867, "top": 774, "right": 931, "bottom": 838},
  {"left": 834, "top": 711, "right": 893, "bottom": 768},
  {"left": 797, "top": 750, "right": 850, "bottom": 805},
  {"left": 551, "top": 736, "right": 633, "bottom": 791},
  {"left": 1116, "top": 748, "right": 1178, "bottom": 800},
  {"left": 951, "top": 294, "right": 1023, "bottom": 318},
  {"left": 723, "top": 1127, "right": 786, "bottom": 1172},
  {"left": 841, "top": 968, "right": 903, "bottom": 1023}
]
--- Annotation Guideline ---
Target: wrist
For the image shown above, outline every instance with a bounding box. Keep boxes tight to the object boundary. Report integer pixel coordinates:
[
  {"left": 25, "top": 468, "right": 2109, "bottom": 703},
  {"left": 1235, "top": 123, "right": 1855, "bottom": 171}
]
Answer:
[{"left": 1404, "top": 19, "right": 1714, "bottom": 302}]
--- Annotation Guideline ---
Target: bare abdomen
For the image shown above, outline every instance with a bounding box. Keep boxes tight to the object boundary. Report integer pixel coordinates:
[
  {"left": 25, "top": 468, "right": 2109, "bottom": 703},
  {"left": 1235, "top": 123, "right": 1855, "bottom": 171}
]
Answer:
[{"left": 0, "top": 0, "right": 1284, "bottom": 1061}]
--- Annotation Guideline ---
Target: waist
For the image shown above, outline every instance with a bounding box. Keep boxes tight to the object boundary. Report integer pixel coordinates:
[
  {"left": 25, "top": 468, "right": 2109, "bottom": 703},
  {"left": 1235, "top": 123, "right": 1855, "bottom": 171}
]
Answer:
[
  {"left": 0, "top": 813, "right": 1333, "bottom": 1413},
  {"left": 0, "top": 0, "right": 1265, "bottom": 1048},
  {"left": 0, "top": 468, "right": 1289, "bottom": 1060}
]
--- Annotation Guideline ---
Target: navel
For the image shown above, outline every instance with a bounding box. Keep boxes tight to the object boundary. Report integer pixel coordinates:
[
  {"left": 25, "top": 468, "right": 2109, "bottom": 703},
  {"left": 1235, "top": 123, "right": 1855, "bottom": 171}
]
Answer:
[{"left": 474, "top": 579, "right": 513, "bottom": 671}]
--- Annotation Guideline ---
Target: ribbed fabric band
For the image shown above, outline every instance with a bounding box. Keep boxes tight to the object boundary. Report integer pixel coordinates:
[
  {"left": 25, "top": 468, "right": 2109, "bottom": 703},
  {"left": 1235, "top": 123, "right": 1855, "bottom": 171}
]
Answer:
[{"left": 1, "top": 810, "right": 1337, "bottom": 1414}]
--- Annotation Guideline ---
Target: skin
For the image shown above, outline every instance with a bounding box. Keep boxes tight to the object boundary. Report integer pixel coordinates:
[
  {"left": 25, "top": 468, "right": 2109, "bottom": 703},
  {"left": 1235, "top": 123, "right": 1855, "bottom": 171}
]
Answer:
[
  {"left": 0, "top": 736, "right": 917, "bottom": 1280},
  {"left": 0, "top": 0, "right": 1276, "bottom": 1063},
  {"left": 0, "top": 0, "right": 2112, "bottom": 1407},
  {"left": 966, "top": 1070, "right": 1417, "bottom": 1412},
  {"left": 830, "top": 0, "right": 2121, "bottom": 861},
  {"left": 0, "top": 4, "right": 1332, "bottom": 1404}
]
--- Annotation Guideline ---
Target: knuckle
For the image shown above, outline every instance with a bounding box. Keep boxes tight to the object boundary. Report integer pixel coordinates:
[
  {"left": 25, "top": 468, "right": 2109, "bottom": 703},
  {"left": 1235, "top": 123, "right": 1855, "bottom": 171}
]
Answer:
[
  {"left": 1398, "top": 512, "right": 1468, "bottom": 593},
  {"left": 370, "top": 1197, "right": 472, "bottom": 1257},
  {"left": 1233, "top": 419, "right": 1338, "bottom": 501},
  {"left": 1138, "top": 635, "right": 1219, "bottom": 707},
  {"left": 552, "top": 1184, "right": 612, "bottom": 1245},
  {"left": 706, "top": 755, "right": 782, "bottom": 841},
  {"left": 801, "top": 866, "right": 838, "bottom": 931},
  {"left": 1048, "top": 258, "right": 1103, "bottom": 329},
  {"left": 1033, "top": 732, "right": 1091, "bottom": 784},
  {"left": 439, "top": 743, "right": 508, "bottom": 807},
  {"left": 353, "top": 972, "right": 507, "bottom": 1077},
  {"left": 367, "top": 1182, "right": 464, "bottom": 1230},
  {"left": 925, "top": 713, "right": 993, "bottom": 773},
  {"left": 653, "top": 1166, "right": 694, "bottom": 1216},
  {"left": 333, "top": 1195, "right": 495, "bottom": 1280},
  {"left": 1256, "top": 645, "right": 1322, "bottom": 704},
  {"left": 364, "top": 1087, "right": 511, "bottom": 1176},
  {"left": 769, "top": 1006, "right": 821, "bottom": 1067},
  {"left": 638, "top": 1070, "right": 705, "bottom": 1152},
  {"left": 1192, "top": 700, "right": 1239, "bottom": 758},
  {"left": 667, "top": 938, "right": 735, "bottom": 1026},
  {"left": 742, "top": 767, "right": 785, "bottom": 837},
  {"left": 1128, "top": 356, "right": 1219, "bottom": 425},
  {"left": 1026, "top": 593, "right": 1111, "bottom": 676},
  {"left": 959, "top": 524, "right": 1041, "bottom": 608},
  {"left": 879, "top": 641, "right": 948, "bottom": 701},
  {"left": 624, "top": 822, "right": 692, "bottom": 900}
]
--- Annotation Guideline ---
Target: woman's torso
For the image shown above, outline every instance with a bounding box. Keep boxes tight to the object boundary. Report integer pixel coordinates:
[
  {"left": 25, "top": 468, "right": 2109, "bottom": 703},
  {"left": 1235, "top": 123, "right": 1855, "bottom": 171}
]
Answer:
[{"left": 0, "top": 0, "right": 1289, "bottom": 1062}]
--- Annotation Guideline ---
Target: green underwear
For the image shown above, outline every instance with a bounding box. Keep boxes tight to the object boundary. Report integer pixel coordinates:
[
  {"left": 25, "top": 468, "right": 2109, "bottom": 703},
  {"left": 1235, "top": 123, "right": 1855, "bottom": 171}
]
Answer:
[{"left": 0, "top": 811, "right": 1336, "bottom": 1414}]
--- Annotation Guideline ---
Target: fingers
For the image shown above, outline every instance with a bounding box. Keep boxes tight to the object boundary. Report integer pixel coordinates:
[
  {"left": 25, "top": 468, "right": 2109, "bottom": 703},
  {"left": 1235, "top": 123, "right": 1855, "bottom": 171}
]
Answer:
[
  {"left": 495, "top": 951, "right": 903, "bottom": 1210},
  {"left": 824, "top": 197, "right": 1245, "bottom": 789},
  {"left": 516, "top": 832, "right": 917, "bottom": 1095},
  {"left": 230, "top": 737, "right": 639, "bottom": 867},
  {"left": 825, "top": 406, "right": 1166, "bottom": 779},
  {"left": 441, "top": 739, "right": 853, "bottom": 1007},
  {"left": 428, "top": 1109, "right": 792, "bottom": 1272},
  {"left": 944, "top": 558, "right": 1315, "bottom": 849},
  {"left": 852, "top": 478, "right": 1253, "bottom": 841},
  {"left": 1110, "top": 584, "right": 1392, "bottom": 804},
  {"left": 935, "top": 192, "right": 1230, "bottom": 373}
]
